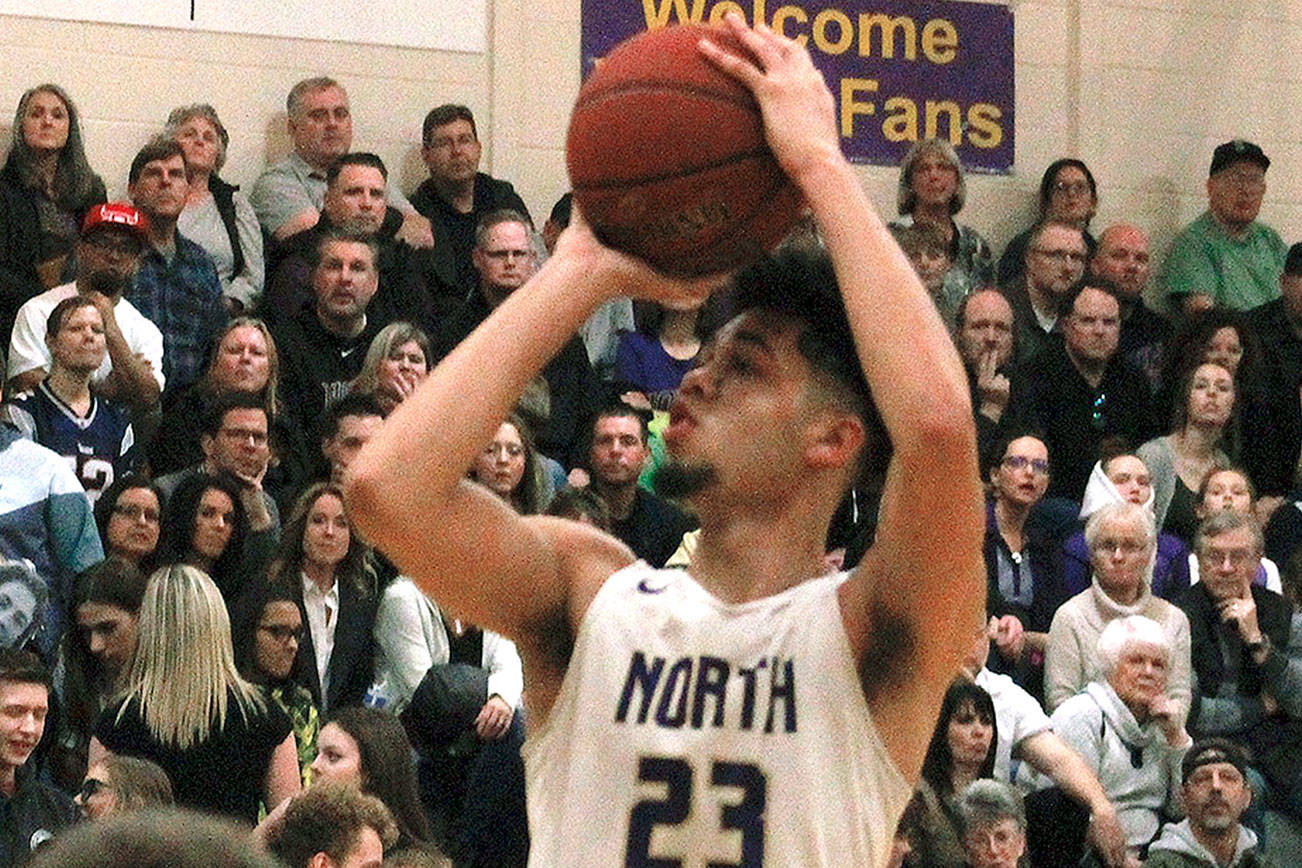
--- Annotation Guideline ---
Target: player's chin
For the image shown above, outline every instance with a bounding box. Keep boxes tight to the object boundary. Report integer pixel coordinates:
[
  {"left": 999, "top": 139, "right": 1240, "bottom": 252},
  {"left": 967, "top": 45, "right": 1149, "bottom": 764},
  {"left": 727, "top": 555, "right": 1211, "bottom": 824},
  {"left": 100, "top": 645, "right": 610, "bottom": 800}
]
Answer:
[{"left": 654, "top": 459, "right": 717, "bottom": 500}]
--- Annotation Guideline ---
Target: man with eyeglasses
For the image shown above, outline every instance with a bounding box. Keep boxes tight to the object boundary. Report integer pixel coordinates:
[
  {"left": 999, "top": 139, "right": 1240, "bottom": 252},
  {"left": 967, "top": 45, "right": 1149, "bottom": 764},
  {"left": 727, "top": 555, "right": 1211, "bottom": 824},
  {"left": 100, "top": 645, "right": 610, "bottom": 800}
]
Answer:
[
  {"left": 1179, "top": 510, "right": 1302, "bottom": 825},
  {"left": 1164, "top": 140, "right": 1286, "bottom": 314},
  {"left": 7, "top": 204, "right": 163, "bottom": 413},
  {"left": 0, "top": 649, "right": 78, "bottom": 867},
  {"left": 409, "top": 104, "right": 532, "bottom": 294},
  {"left": 155, "top": 392, "right": 279, "bottom": 562},
  {"left": 434, "top": 210, "right": 603, "bottom": 469},
  {"left": 1026, "top": 282, "right": 1157, "bottom": 499},
  {"left": 1004, "top": 220, "right": 1088, "bottom": 361}
]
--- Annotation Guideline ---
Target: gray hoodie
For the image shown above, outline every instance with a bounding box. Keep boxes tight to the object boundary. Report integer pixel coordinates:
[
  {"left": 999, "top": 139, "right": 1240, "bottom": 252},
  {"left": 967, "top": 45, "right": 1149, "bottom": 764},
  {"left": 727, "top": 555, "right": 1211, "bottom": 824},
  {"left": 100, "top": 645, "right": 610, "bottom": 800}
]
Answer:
[{"left": 1143, "top": 818, "right": 1275, "bottom": 867}]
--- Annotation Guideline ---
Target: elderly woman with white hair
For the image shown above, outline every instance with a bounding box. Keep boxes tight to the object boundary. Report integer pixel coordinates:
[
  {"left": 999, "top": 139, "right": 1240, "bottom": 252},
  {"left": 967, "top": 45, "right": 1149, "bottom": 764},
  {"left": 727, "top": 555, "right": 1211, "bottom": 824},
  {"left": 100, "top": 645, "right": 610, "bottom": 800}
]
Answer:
[
  {"left": 888, "top": 137, "right": 993, "bottom": 323},
  {"left": 166, "top": 103, "right": 264, "bottom": 313},
  {"left": 1061, "top": 453, "right": 1191, "bottom": 601},
  {"left": 1044, "top": 501, "right": 1192, "bottom": 718},
  {"left": 1050, "top": 616, "right": 1191, "bottom": 860}
]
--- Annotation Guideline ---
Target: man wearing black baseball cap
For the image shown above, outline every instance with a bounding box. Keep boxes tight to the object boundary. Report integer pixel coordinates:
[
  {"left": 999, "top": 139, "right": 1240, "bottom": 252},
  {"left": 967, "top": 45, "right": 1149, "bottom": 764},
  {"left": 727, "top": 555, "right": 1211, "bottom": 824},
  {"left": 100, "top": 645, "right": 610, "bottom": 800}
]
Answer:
[
  {"left": 1143, "top": 739, "right": 1277, "bottom": 867},
  {"left": 1163, "top": 139, "right": 1286, "bottom": 314}
]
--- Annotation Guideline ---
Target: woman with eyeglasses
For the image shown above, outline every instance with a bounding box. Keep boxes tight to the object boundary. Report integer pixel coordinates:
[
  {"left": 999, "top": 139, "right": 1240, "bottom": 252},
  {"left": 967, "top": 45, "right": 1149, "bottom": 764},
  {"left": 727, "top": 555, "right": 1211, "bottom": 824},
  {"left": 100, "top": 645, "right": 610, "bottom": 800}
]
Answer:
[
  {"left": 1061, "top": 452, "right": 1191, "bottom": 602},
  {"left": 888, "top": 138, "right": 994, "bottom": 319},
  {"left": 76, "top": 754, "right": 174, "bottom": 820},
  {"left": 996, "top": 159, "right": 1099, "bottom": 289},
  {"left": 1045, "top": 501, "right": 1192, "bottom": 717},
  {"left": 52, "top": 558, "right": 148, "bottom": 791},
  {"left": 93, "top": 475, "right": 163, "bottom": 572},
  {"left": 1138, "top": 362, "right": 1237, "bottom": 544},
  {"left": 1048, "top": 616, "right": 1190, "bottom": 862},
  {"left": 982, "top": 434, "right": 1068, "bottom": 701},
  {"left": 231, "top": 582, "right": 319, "bottom": 784}
]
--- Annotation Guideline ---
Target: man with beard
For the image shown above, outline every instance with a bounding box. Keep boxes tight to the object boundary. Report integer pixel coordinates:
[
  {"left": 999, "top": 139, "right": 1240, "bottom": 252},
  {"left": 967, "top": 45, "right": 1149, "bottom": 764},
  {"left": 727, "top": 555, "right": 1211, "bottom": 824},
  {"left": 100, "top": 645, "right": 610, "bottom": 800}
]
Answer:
[
  {"left": 6, "top": 203, "right": 162, "bottom": 414},
  {"left": 348, "top": 15, "right": 983, "bottom": 867},
  {"left": 1144, "top": 739, "right": 1278, "bottom": 867}
]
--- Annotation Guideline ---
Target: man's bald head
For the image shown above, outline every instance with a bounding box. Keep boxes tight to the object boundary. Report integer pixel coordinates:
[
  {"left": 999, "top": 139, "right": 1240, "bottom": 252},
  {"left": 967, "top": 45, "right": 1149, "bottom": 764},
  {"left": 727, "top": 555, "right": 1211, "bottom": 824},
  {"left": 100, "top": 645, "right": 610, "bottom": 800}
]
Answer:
[{"left": 1091, "top": 223, "right": 1151, "bottom": 301}]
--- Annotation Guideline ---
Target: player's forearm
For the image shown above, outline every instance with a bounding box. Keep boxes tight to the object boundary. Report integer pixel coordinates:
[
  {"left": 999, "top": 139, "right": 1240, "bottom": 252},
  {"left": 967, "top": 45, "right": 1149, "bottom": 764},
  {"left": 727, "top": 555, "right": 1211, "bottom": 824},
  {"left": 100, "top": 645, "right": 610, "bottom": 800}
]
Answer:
[
  {"left": 348, "top": 251, "right": 611, "bottom": 537},
  {"left": 797, "top": 156, "right": 973, "bottom": 447}
]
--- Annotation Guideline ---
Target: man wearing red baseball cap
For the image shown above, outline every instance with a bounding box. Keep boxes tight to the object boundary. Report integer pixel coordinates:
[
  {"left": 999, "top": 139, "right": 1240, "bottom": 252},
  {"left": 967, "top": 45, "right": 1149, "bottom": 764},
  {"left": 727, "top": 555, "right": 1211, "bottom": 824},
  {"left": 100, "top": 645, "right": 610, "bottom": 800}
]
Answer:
[{"left": 6, "top": 202, "right": 163, "bottom": 412}]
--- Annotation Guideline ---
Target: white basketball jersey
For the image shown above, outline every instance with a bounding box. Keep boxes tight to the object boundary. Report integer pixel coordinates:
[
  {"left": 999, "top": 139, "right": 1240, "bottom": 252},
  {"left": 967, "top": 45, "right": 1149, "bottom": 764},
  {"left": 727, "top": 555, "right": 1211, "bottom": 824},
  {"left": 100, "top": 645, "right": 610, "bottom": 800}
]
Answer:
[{"left": 523, "top": 562, "right": 911, "bottom": 868}]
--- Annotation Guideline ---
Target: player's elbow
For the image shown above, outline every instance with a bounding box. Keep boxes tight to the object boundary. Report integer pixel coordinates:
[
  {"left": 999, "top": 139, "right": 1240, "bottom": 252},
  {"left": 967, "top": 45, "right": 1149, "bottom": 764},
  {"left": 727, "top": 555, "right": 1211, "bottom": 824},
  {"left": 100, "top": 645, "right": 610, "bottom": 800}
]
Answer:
[
  {"left": 904, "top": 402, "right": 977, "bottom": 466},
  {"left": 342, "top": 455, "right": 390, "bottom": 542}
]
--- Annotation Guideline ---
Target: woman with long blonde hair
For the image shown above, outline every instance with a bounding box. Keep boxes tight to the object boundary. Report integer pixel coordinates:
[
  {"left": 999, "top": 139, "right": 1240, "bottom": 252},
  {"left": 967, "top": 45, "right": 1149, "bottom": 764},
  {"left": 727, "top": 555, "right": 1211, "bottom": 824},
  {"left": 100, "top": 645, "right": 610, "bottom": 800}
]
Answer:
[{"left": 89, "top": 564, "right": 300, "bottom": 823}]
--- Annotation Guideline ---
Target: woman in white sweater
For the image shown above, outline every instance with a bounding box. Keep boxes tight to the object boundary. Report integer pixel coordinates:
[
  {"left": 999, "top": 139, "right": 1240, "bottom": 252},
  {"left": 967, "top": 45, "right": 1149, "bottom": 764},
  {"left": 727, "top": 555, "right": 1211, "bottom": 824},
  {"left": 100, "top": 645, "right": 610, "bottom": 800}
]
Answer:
[{"left": 1044, "top": 501, "right": 1192, "bottom": 721}]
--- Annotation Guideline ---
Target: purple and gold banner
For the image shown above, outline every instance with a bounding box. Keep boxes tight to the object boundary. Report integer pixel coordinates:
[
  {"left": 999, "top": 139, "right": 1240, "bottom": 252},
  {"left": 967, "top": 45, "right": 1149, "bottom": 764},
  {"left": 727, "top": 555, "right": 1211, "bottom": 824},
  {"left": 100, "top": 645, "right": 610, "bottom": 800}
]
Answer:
[{"left": 580, "top": 0, "right": 1014, "bottom": 172}]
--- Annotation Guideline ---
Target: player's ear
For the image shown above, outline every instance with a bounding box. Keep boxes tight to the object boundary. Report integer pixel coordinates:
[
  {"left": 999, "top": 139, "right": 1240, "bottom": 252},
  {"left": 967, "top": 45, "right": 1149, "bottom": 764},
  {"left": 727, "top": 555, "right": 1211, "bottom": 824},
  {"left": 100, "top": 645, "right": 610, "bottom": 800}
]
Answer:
[{"left": 804, "top": 410, "right": 865, "bottom": 471}]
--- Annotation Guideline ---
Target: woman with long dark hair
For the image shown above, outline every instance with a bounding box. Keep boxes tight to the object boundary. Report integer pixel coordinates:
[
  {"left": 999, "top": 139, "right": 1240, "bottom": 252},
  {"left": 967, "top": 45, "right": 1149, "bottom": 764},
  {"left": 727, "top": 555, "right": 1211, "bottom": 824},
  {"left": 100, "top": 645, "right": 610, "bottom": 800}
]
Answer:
[
  {"left": 899, "top": 679, "right": 998, "bottom": 867},
  {"left": 310, "top": 706, "right": 433, "bottom": 851},
  {"left": 231, "top": 582, "right": 320, "bottom": 783},
  {"left": 156, "top": 472, "right": 250, "bottom": 602},
  {"left": 267, "top": 482, "right": 377, "bottom": 712},
  {"left": 0, "top": 83, "right": 106, "bottom": 338},
  {"left": 54, "top": 558, "right": 148, "bottom": 790}
]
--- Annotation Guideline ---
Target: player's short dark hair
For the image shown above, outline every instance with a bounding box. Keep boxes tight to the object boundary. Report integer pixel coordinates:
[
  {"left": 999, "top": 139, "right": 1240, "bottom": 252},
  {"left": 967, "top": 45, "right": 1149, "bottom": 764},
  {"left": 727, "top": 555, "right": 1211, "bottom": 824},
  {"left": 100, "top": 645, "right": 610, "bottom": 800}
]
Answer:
[
  {"left": 266, "top": 785, "right": 397, "bottom": 868},
  {"left": 201, "top": 391, "right": 268, "bottom": 438},
  {"left": 322, "top": 392, "right": 385, "bottom": 441},
  {"left": 327, "top": 152, "right": 388, "bottom": 185},
  {"left": 128, "top": 137, "right": 185, "bottom": 186},
  {"left": 422, "top": 104, "right": 477, "bottom": 145},
  {"left": 0, "top": 647, "right": 51, "bottom": 693},
  {"left": 46, "top": 295, "right": 99, "bottom": 339},
  {"left": 311, "top": 228, "right": 379, "bottom": 270},
  {"left": 729, "top": 247, "right": 886, "bottom": 480}
]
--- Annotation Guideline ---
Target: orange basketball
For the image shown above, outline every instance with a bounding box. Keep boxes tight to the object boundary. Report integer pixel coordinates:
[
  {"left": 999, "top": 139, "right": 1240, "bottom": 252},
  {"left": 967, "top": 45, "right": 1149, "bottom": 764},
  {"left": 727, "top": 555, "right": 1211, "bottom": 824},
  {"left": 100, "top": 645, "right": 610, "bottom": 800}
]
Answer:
[{"left": 566, "top": 24, "right": 804, "bottom": 277}]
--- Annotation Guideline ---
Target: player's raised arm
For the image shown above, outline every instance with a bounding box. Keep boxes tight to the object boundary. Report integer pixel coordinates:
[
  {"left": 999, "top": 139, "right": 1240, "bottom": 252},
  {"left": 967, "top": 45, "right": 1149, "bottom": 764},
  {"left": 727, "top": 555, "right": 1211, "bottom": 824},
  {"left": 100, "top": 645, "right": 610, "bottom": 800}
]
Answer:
[
  {"left": 703, "top": 14, "right": 984, "bottom": 776},
  {"left": 345, "top": 208, "right": 715, "bottom": 649}
]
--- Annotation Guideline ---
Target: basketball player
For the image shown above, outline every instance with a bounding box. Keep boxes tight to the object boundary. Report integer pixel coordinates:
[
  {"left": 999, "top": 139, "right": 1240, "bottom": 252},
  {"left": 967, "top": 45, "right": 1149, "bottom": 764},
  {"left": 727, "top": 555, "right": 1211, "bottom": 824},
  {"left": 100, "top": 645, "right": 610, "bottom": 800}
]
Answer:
[{"left": 349, "top": 14, "right": 984, "bottom": 867}]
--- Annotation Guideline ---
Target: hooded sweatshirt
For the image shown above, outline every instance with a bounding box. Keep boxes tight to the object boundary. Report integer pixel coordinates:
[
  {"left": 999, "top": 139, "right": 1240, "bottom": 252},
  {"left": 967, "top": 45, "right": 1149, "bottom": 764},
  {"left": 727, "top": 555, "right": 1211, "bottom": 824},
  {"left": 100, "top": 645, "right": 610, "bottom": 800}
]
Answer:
[
  {"left": 1143, "top": 818, "right": 1274, "bottom": 867},
  {"left": 1050, "top": 681, "right": 1188, "bottom": 847}
]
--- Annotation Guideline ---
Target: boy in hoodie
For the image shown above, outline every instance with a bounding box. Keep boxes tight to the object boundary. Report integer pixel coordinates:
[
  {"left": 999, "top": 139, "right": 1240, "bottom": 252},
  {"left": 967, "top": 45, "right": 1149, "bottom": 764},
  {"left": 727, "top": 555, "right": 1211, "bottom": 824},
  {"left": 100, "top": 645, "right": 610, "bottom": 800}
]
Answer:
[{"left": 1144, "top": 739, "right": 1277, "bottom": 867}]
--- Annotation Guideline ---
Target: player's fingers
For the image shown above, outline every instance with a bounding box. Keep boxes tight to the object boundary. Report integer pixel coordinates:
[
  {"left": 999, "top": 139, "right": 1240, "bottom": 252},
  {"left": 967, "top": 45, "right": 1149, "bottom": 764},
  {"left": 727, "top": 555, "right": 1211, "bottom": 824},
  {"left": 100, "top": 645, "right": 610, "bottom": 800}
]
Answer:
[
  {"left": 721, "top": 12, "right": 792, "bottom": 69},
  {"left": 697, "top": 36, "right": 762, "bottom": 87}
]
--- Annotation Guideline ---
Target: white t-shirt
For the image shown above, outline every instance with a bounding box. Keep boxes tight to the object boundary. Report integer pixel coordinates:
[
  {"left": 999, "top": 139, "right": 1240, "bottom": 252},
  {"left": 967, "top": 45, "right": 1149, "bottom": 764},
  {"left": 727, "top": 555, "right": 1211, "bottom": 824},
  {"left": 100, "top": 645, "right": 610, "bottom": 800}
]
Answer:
[
  {"left": 8, "top": 282, "right": 166, "bottom": 391},
  {"left": 975, "top": 666, "right": 1053, "bottom": 787},
  {"left": 523, "top": 564, "right": 911, "bottom": 868}
]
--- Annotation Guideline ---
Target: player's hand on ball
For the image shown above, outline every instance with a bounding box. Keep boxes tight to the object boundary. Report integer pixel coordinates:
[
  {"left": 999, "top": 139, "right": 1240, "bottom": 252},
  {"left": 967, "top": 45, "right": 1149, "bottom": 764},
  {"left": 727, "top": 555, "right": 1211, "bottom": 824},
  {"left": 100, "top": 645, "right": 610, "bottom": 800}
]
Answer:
[
  {"left": 699, "top": 12, "right": 839, "bottom": 187},
  {"left": 554, "top": 205, "right": 725, "bottom": 308}
]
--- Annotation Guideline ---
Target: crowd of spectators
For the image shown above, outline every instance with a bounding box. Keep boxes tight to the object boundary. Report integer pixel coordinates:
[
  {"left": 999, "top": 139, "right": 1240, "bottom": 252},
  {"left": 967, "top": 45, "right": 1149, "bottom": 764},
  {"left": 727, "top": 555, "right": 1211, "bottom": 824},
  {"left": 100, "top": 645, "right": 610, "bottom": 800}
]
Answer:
[{"left": 0, "top": 73, "right": 1299, "bottom": 868}]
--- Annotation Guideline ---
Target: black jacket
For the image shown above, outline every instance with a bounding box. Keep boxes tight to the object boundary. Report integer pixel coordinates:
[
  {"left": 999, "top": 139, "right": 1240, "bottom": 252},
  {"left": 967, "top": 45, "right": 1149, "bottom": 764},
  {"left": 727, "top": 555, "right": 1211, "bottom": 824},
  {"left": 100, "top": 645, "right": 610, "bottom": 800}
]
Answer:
[{"left": 0, "top": 764, "right": 79, "bottom": 867}]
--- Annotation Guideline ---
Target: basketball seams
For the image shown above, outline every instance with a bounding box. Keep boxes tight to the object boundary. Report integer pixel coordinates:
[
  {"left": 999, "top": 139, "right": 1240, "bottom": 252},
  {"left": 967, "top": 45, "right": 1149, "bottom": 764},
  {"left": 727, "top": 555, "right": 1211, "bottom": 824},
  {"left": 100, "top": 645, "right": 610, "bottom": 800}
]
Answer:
[
  {"left": 574, "top": 80, "right": 758, "bottom": 115},
  {"left": 569, "top": 148, "right": 773, "bottom": 191}
]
